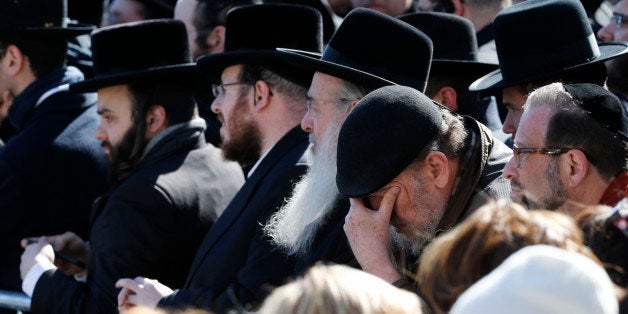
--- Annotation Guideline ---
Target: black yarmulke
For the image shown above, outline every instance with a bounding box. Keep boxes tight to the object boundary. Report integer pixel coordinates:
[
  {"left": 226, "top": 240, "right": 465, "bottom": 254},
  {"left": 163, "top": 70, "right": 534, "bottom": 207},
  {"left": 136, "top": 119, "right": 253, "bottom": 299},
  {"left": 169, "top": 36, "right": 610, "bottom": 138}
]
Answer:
[
  {"left": 564, "top": 83, "right": 628, "bottom": 141},
  {"left": 336, "top": 85, "right": 442, "bottom": 198}
]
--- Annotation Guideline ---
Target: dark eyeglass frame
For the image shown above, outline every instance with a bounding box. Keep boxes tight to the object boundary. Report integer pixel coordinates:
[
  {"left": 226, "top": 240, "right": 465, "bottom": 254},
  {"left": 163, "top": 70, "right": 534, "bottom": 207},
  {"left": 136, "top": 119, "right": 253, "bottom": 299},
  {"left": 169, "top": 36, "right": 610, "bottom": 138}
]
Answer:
[
  {"left": 512, "top": 145, "right": 573, "bottom": 168},
  {"left": 611, "top": 13, "right": 628, "bottom": 29},
  {"left": 211, "top": 82, "right": 250, "bottom": 97}
]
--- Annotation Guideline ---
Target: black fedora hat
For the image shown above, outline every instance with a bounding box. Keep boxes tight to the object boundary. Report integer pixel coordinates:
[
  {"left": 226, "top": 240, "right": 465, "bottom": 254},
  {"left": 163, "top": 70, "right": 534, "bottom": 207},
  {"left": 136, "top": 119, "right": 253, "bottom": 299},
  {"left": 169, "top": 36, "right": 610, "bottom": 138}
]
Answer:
[
  {"left": 277, "top": 7, "right": 433, "bottom": 93},
  {"left": 137, "top": 0, "right": 177, "bottom": 12},
  {"left": 196, "top": 4, "right": 324, "bottom": 87},
  {"left": 0, "top": 0, "right": 94, "bottom": 35},
  {"left": 470, "top": 0, "right": 628, "bottom": 92},
  {"left": 263, "top": 0, "right": 341, "bottom": 44},
  {"left": 398, "top": 12, "right": 498, "bottom": 78},
  {"left": 70, "top": 19, "right": 196, "bottom": 93},
  {"left": 336, "top": 85, "right": 443, "bottom": 197}
]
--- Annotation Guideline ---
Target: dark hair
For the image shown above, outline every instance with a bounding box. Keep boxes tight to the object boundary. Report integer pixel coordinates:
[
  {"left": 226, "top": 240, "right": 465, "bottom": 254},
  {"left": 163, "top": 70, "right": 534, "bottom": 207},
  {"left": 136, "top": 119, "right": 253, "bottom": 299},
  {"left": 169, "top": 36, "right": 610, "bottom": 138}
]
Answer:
[
  {"left": 128, "top": 81, "right": 196, "bottom": 126},
  {"left": 527, "top": 82, "right": 627, "bottom": 180},
  {"left": 546, "top": 107, "right": 627, "bottom": 180},
  {"left": 240, "top": 64, "right": 308, "bottom": 102},
  {"left": 425, "top": 73, "right": 478, "bottom": 111},
  {"left": 0, "top": 34, "right": 68, "bottom": 78},
  {"left": 193, "top": 0, "right": 255, "bottom": 54}
]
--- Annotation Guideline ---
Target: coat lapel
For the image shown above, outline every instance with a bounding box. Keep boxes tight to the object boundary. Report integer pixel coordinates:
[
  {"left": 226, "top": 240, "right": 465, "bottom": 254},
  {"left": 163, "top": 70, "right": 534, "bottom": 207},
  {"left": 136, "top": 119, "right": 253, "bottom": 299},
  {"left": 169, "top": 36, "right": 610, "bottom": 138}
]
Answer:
[{"left": 184, "top": 126, "right": 307, "bottom": 285}]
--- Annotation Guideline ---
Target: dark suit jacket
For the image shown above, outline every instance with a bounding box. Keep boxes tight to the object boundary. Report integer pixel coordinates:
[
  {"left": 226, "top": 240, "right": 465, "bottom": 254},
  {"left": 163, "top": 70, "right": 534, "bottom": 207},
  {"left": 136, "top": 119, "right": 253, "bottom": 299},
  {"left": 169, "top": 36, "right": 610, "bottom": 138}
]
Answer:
[
  {"left": 0, "top": 67, "right": 107, "bottom": 293},
  {"left": 159, "top": 126, "right": 309, "bottom": 313},
  {"left": 30, "top": 123, "right": 245, "bottom": 314}
]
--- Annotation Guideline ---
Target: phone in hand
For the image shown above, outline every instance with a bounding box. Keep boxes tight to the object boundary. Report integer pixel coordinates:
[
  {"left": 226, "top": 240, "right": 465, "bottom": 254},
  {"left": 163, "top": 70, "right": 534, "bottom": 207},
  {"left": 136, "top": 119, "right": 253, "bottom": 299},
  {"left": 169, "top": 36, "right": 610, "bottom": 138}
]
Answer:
[{"left": 26, "top": 239, "right": 86, "bottom": 269}]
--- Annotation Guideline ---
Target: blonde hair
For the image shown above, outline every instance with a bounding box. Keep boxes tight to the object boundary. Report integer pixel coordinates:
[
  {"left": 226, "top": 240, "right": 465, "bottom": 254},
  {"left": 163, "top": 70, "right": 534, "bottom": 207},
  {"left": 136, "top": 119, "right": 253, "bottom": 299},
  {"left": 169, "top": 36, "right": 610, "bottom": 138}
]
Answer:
[
  {"left": 417, "top": 199, "right": 598, "bottom": 314},
  {"left": 260, "top": 264, "right": 424, "bottom": 314}
]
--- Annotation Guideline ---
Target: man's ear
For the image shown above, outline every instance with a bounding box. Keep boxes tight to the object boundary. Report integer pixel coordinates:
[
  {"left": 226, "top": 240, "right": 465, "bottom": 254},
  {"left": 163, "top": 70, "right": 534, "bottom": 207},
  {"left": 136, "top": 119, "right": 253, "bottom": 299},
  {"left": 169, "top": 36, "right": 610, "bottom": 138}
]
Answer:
[
  {"left": 452, "top": 0, "right": 465, "bottom": 16},
  {"left": 563, "top": 149, "right": 589, "bottom": 188},
  {"left": 434, "top": 86, "right": 458, "bottom": 111},
  {"left": 253, "top": 80, "right": 272, "bottom": 111},
  {"left": 145, "top": 105, "right": 167, "bottom": 136},
  {"left": 5, "top": 45, "right": 26, "bottom": 76},
  {"left": 206, "top": 25, "right": 226, "bottom": 54},
  {"left": 425, "top": 151, "right": 450, "bottom": 189}
]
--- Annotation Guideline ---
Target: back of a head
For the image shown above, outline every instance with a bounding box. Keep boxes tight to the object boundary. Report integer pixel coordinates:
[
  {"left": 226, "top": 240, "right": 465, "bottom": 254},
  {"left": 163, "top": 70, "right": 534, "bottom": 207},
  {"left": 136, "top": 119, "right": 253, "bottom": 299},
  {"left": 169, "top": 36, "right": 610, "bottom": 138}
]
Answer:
[
  {"left": 260, "top": 264, "right": 423, "bottom": 314},
  {"left": 417, "top": 199, "right": 593, "bottom": 313},
  {"left": 450, "top": 245, "right": 618, "bottom": 314}
]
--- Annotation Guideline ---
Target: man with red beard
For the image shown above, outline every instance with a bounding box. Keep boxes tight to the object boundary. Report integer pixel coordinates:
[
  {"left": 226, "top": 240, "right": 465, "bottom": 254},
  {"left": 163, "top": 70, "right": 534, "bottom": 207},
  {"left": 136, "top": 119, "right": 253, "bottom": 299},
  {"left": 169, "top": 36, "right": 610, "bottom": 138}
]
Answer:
[
  {"left": 114, "top": 4, "right": 323, "bottom": 313},
  {"left": 264, "top": 7, "right": 434, "bottom": 275},
  {"left": 503, "top": 82, "right": 628, "bottom": 214},
  {"left": 18, "top": 20, "right": 244, "bottom": 314},
  {"left": 336, "top": 85, "right": 511, "bottom": 289}
]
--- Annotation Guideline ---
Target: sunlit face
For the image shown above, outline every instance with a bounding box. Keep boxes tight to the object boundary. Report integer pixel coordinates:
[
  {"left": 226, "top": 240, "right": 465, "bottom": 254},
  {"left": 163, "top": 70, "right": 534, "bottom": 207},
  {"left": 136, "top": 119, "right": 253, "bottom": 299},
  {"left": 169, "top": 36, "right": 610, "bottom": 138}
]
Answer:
[
  {"left": 101, "top": 0, "right": 146, "bottom": 27},
  {"left": 502, "top": 105, "right": 567, "bottom": 210},
  {"left": 502, "top": 85, "right": 528, "bottom": 142},
  {"left": 301, "top": 72, "right": 352, "bottom": 154},
  {"left": 174, "top": 0, "right": 201, "bottom": 60},
  {"left": 350, "top": 0, "right": 412, "bottom": 16},
  {"left": 210, "top": 65, "right": 262, "bottom": 165},
  {"left": 95, "top": 85, "right": 135, "bottom": 161},
  {"left": 364, "top": 163, "right": 447, "bottom": 250}
]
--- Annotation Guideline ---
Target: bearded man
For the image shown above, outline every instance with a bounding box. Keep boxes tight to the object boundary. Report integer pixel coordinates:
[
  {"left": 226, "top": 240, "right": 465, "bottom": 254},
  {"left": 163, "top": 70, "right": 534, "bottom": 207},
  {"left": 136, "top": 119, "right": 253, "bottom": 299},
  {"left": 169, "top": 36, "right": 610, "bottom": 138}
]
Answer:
[{"left": 18, "top": 19, "right": 244, "bottom": 314}]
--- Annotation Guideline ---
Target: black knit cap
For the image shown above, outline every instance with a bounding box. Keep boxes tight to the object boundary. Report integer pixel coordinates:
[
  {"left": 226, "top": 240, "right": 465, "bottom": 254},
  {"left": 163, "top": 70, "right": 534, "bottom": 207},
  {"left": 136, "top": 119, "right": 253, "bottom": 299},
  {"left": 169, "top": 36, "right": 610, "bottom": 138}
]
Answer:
[
  {"left": 336, "top": 85, "right": 442, "bottom": 198},
  {"left": 470, "top": 0, "right": 628, "bottom": 92},
  {"left": 70, "top": 19, "right": 196, "bottom": 93},
  {"left": 196, "top": 4, "right": 324, "bottom": 88},
  {"left": 564, "top": 83, "right": 628, "bottom": 141},
  {"left": 276, "top": 7, "right": 433, "bottom": 93}
]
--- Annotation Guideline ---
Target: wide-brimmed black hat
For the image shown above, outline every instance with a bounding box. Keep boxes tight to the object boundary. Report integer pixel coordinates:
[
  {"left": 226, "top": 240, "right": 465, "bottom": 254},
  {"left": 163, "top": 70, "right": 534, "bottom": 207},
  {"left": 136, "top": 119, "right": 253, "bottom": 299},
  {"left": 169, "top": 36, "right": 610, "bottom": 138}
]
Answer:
[
  {"left": 0, "top": 0, "right": 94, "bottom": 36},
  {"left": 70, "top": 19, "right": 196, "bottom": 93},
  {"left": 336, "top": 85, "right": 443, "bottom": 197},
  {"left": 398, "top": 12, "right": 498, "bottom": 78},
  {"left": 196, "top": 4, "right": 323, "bottom": 88},
  {"left": 277, "top": 7, "right": 433, "bottom": 93},
  {"left": 263, "top": 0, "right": 341, "bottom": 44},
  {"left": 470, "top": 0, "right": 628, "bottom": 92}
]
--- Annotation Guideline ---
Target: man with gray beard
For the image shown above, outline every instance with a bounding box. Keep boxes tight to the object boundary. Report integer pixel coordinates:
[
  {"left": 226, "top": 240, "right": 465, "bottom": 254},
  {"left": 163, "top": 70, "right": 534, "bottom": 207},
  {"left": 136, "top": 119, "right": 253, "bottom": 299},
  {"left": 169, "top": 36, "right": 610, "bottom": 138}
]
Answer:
[
  {"left": 265, "top": 7, "right": 434, "bottom": 274},
  {"left": 336, "top": 85, "right": 511, "bottom": 289}
]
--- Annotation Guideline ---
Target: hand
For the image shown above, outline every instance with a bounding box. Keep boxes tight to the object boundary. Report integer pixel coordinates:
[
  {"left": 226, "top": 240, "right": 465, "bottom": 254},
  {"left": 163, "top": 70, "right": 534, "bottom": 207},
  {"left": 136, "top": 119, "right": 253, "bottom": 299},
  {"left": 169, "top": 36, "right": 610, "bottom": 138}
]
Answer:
[
  {"left": 115, "top": 277, "right": 174, "bottom": 313},
  {"left": 20, "top": 237, "right": 55, "bottom": 280},
  {"left": 344, "top": 186, "right": 402, "bottom": 283},
  {"left": 22, "top": 231, "right": 89, "bottom": 276}
]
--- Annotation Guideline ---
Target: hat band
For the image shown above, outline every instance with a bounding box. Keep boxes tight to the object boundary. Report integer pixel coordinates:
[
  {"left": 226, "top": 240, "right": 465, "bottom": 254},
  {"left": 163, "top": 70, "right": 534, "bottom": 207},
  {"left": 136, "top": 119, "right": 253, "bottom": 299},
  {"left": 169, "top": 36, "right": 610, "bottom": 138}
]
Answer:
[
  {"left": 322, "top": 46, "right": 389, "bottom": 77},
  {"left": 499, "top": 34, "right": 600, "bottom": 84}
]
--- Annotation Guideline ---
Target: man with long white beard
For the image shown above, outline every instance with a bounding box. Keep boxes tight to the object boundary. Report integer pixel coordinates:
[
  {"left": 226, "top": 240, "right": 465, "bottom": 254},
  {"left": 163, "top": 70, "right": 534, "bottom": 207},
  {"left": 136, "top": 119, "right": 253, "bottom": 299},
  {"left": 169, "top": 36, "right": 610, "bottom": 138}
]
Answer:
[{"left": 265, "top": 7, "right": 434, "bottom": 274}]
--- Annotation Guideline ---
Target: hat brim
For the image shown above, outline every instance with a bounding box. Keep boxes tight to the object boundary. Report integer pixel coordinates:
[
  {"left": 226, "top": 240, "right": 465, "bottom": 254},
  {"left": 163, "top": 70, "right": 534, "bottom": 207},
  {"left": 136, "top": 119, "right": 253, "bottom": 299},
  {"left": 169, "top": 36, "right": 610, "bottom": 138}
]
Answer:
[
  {"left": 69, "top": 63, "right": 198, "bottom": 93},
  {"left": 0, "top": 22, "right": 95, "bottom": 36},
  {"left": 196, "top": 50, "right": 318, "bottom": 87},
  {"left": 276, "top": 48, "right": 407, "bottom": 91},
  {"left": 469, "top": 41, "right": 628, "bottom": 91}
]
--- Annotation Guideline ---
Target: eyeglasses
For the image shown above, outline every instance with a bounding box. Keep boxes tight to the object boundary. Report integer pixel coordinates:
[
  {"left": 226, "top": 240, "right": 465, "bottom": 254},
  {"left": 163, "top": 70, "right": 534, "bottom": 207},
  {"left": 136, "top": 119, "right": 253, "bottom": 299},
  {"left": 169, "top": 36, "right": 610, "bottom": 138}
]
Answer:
[
  {"left": 611, "top": 13, "right": 628, "bottom": 29},
  {"left": 211, "top": 82, "right": 250, "bottom": 97},
  {"left": 512, "top": 145, "right": 572, "bottom": 168}
]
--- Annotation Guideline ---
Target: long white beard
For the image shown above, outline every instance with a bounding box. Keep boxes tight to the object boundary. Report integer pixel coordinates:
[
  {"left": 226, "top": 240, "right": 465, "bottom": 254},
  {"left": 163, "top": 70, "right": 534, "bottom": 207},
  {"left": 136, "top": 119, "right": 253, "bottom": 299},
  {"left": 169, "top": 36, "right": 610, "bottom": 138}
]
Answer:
[{"left": 264, "top": 120, "right": 342, "bottom": 256}]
